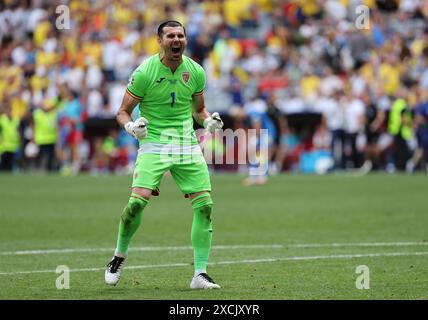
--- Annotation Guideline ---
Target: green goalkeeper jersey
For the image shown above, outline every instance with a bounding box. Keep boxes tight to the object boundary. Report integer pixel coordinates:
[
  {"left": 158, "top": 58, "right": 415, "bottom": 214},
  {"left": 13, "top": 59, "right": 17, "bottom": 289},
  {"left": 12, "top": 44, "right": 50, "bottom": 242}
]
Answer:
[{"left": 126, "top": 54, "right": 205, "bottom": 149}]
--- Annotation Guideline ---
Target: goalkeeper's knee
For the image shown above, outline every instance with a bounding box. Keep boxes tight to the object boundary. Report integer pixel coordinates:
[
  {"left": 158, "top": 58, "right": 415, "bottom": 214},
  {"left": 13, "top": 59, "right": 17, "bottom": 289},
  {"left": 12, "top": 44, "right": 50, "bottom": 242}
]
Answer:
[
  {"left": 121, "top": 193, "right": 148, "bottom": 224},
  {"left": 191, "top": 192, "right": 213, "bottom": 218}
]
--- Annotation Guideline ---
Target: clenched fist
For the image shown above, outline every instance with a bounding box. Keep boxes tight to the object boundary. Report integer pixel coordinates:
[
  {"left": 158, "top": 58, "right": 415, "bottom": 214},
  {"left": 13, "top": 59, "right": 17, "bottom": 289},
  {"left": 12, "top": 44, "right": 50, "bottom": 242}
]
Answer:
[
  {"left": 203, "top": 112, "right": 224, "bottom": 133},
  {"left": 124, "top": 117, "right": 149, "bottom": 139}
]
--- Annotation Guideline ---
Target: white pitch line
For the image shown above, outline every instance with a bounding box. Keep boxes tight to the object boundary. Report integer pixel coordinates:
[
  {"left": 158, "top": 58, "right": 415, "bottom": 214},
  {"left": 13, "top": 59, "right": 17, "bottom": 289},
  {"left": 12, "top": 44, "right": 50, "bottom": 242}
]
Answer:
[
  {"left": 0, "top": 245, "right": 282, "bottom": 256},
  {"left": 290, "top": 242, "right": 428, "bottom": 248},
  {"left": 0, "top": 251, "right": 427, "bottom": 276},
  {"left": 1, "top": 241, "right": 428, "bottom": 256},
  {"left": 213, "top": 251, "right": 428, "bottom": 265}
]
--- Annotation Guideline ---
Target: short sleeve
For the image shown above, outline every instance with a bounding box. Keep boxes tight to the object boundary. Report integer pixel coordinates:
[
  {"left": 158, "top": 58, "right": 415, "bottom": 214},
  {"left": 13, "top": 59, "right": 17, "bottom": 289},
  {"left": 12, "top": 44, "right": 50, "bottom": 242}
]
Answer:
[
  {"left": 193, "top": 66, "right": 206, "bottom": 95},
  {"left": 126, "top": 69, "right": 146, "bottom": 99}
]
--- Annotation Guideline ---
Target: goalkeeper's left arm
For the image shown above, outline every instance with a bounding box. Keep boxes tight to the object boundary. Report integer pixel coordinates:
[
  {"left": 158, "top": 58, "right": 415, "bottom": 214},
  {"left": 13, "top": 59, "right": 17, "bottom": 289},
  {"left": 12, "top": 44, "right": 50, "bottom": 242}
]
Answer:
[{"left": 192, "top": 92, "right": 223, "bottom": 133}]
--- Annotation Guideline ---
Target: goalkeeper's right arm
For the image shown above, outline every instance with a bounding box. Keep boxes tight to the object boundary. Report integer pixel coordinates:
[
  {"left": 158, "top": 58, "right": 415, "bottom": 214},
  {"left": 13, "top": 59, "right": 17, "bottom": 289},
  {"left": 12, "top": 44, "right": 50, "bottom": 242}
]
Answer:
[{"left": 117, "top": 90, "right": 148, "bottom": 139}]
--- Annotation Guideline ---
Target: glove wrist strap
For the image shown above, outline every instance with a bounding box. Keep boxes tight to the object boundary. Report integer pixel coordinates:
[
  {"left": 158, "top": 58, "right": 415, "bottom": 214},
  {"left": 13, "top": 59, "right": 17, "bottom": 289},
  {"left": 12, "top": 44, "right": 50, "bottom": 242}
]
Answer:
[
  {"left": 203, "top": 117, "right": 212, "bottom": 129},
  {"left": 124, "top": 121, "right": 134, "bottom": 134}
]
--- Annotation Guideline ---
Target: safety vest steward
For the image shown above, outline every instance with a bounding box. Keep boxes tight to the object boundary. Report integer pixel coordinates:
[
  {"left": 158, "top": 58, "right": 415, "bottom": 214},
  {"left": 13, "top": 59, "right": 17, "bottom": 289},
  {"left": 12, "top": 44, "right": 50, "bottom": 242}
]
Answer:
[
  {"left": 0, "top": 114, "right": 20, "bottom": 153},
  {"left": 388, "top": 98, "right": 412, "bottom": 140},
  {"left": 33, "top": 108, "right": 58, "bottom": 145}
]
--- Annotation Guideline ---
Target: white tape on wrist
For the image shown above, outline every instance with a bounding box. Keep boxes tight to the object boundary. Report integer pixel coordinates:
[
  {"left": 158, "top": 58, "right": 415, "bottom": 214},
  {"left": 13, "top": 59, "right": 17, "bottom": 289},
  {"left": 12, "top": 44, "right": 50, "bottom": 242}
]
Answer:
[{"left": 124, "top": 122, "right": 134, "bottom": 134}]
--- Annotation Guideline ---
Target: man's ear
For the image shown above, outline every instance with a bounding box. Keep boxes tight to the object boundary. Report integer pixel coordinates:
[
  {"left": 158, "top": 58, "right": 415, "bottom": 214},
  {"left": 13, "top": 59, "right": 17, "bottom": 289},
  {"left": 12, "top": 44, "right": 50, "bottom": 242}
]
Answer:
[{"left": 157, "top": 36, "right": 162, "bottom": 44}]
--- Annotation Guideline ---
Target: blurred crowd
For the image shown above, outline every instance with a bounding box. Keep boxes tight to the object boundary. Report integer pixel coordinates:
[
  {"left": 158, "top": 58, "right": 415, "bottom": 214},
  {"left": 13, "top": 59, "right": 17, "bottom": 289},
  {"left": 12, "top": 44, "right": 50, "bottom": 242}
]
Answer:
[{"left": 0, "top": 0, "right": 428, "bottom": 176}]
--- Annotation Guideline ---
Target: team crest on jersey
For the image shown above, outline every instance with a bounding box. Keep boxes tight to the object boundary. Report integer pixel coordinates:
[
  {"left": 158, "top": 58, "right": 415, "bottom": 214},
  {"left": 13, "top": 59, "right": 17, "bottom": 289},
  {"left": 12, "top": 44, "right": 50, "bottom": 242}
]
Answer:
[{"left": 181, "top": 71, "right": 190, "bottom": 84}]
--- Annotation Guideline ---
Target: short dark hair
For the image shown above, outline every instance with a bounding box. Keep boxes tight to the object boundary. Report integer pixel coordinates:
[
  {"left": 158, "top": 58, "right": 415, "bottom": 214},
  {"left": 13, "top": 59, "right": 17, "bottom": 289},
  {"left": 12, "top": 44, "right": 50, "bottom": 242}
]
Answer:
[{"left": 157, "top": 20, "right": 186, "bottom": 37}]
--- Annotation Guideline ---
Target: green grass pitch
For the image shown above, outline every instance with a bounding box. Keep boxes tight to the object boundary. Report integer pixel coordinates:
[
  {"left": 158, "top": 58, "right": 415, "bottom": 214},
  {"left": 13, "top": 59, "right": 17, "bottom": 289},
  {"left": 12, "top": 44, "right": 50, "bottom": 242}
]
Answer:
[{"left": 0, "top": 173, "right": 427, "bottom": 299}]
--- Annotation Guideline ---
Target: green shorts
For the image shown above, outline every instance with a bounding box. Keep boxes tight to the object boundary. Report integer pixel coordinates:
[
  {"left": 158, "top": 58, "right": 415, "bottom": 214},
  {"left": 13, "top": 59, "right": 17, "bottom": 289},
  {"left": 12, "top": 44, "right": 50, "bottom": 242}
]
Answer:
[{"left": 132, "top": 153, "right": 211, "bottom": 196}]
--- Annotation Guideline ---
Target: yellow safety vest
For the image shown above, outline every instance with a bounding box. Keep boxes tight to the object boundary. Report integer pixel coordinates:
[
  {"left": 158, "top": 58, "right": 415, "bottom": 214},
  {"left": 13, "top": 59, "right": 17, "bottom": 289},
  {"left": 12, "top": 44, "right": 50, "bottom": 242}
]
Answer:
[
  {"left": 33, "top": 108, "right": 58, "bottom": 145},
  {"left": 388, "top": 98, "right": 412, "bottom": 140},
  {"left": 0, "top": 114, "right": 20, "bottom": 153}
]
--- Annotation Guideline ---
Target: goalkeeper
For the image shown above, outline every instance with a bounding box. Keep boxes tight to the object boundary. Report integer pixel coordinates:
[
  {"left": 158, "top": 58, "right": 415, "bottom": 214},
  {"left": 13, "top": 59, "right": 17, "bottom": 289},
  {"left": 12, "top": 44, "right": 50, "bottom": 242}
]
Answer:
[{"left": 105, "top": 20, "right": 223, "bottom": 289}]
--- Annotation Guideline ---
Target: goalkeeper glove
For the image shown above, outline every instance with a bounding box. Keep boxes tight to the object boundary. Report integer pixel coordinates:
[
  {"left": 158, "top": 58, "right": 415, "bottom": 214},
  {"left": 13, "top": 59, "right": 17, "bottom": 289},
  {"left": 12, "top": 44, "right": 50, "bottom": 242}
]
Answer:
[
  {"left": 124, "top": 117, "right": 149, "bottom": 139},
  {"left": 203, "top": 112, "right": 224, "bottom": 133}
]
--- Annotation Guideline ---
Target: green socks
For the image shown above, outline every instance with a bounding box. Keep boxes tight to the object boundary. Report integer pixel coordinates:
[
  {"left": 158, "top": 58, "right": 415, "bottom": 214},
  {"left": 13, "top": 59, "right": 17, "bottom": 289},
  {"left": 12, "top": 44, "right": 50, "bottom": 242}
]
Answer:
[
  {"left": 115, "top": 191, "right": 213, "bottom": 275},
  {"left": 115, "top": 193, "right": 148, "bottom": 255},
  {"left": 191, "top": 193, "right": 213, "bottom": 274}
]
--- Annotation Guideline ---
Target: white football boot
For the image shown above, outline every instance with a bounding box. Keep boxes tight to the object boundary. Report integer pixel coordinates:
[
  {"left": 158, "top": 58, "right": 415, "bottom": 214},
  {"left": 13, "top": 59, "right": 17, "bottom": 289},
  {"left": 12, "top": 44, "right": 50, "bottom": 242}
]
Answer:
[
  {"left": 105, "top": 256, "right": 125, "bottom": 285},
  {"left": 190, "top": 273, "right": 221, "bottom": 289}
]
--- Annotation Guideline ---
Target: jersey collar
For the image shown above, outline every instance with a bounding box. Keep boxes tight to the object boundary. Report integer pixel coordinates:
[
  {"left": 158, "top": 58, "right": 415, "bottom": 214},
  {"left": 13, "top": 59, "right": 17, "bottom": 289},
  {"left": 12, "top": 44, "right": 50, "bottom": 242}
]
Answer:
[{"left": 157, "top": 53, "right": 185, "bottom": 74}]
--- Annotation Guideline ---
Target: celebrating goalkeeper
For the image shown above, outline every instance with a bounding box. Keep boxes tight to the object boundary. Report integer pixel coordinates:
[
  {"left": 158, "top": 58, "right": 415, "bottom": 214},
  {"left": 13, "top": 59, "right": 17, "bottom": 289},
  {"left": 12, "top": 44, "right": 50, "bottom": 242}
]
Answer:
[{"left": 105, "top": 20, "right": 224, "bottom": 289}]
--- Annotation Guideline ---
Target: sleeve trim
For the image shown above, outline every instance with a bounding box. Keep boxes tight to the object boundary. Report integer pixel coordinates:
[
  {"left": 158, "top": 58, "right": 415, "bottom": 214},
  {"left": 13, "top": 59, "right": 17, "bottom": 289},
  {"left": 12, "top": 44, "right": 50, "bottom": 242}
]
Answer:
[
  {"left": 193, "top": 90, "right": 204, "bottom": 96},
  {"left": 126, "top": 88, "right": 143, "bottom": 100}
]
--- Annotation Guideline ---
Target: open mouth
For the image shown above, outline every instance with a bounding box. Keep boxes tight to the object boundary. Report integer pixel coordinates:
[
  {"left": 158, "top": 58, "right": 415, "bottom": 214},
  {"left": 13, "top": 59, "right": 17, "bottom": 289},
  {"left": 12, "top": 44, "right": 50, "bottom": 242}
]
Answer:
[{"left": 171, "top": 47, "right": 181, "bottom": 54}]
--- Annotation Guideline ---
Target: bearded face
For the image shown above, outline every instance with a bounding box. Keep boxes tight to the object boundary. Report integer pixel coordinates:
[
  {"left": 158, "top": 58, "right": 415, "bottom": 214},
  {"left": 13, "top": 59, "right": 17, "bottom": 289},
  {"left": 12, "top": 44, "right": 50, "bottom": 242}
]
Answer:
[{"left": 158, "top": 26, "right": 187, "bottom": 62}]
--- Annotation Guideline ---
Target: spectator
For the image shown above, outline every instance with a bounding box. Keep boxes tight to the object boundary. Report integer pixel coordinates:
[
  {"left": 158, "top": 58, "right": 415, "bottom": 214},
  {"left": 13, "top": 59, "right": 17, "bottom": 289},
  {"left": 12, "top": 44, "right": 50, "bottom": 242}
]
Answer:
[
  {"left": 359, "top": 83, "right": 389, "bottom": 172},
  {"left": 343, "top": 91, "right": 366, "bottom": 169},
  {"left": 388, "top": 87, "right": 413, "bottom": 171},
  {"left": 32, "top": 99, "right": 58, "bottom": 172},
  {"left": 0, "top": 99, "right": 21, "bottom": 172},
  {"left": 58, "top": 88, "right": 84, "bottom": 175},
  {"left": 315, "top": 90, "right": 345, "bottom": 170},
  {"left": 242, "top": 91, "right": 275, "bottom": 185},
  {"left": 265, "top": 92, "right": 286, "bottom": 174},
  {"left": 406, "top": 87, "right": 428, "bottom": 172}
]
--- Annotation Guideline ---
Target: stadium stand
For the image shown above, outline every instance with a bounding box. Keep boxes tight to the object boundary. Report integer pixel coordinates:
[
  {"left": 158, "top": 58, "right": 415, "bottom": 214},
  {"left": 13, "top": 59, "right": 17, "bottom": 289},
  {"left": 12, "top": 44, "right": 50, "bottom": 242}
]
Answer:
[{"left": 0, "top": 0, "right": 427, "bottom": 174}]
